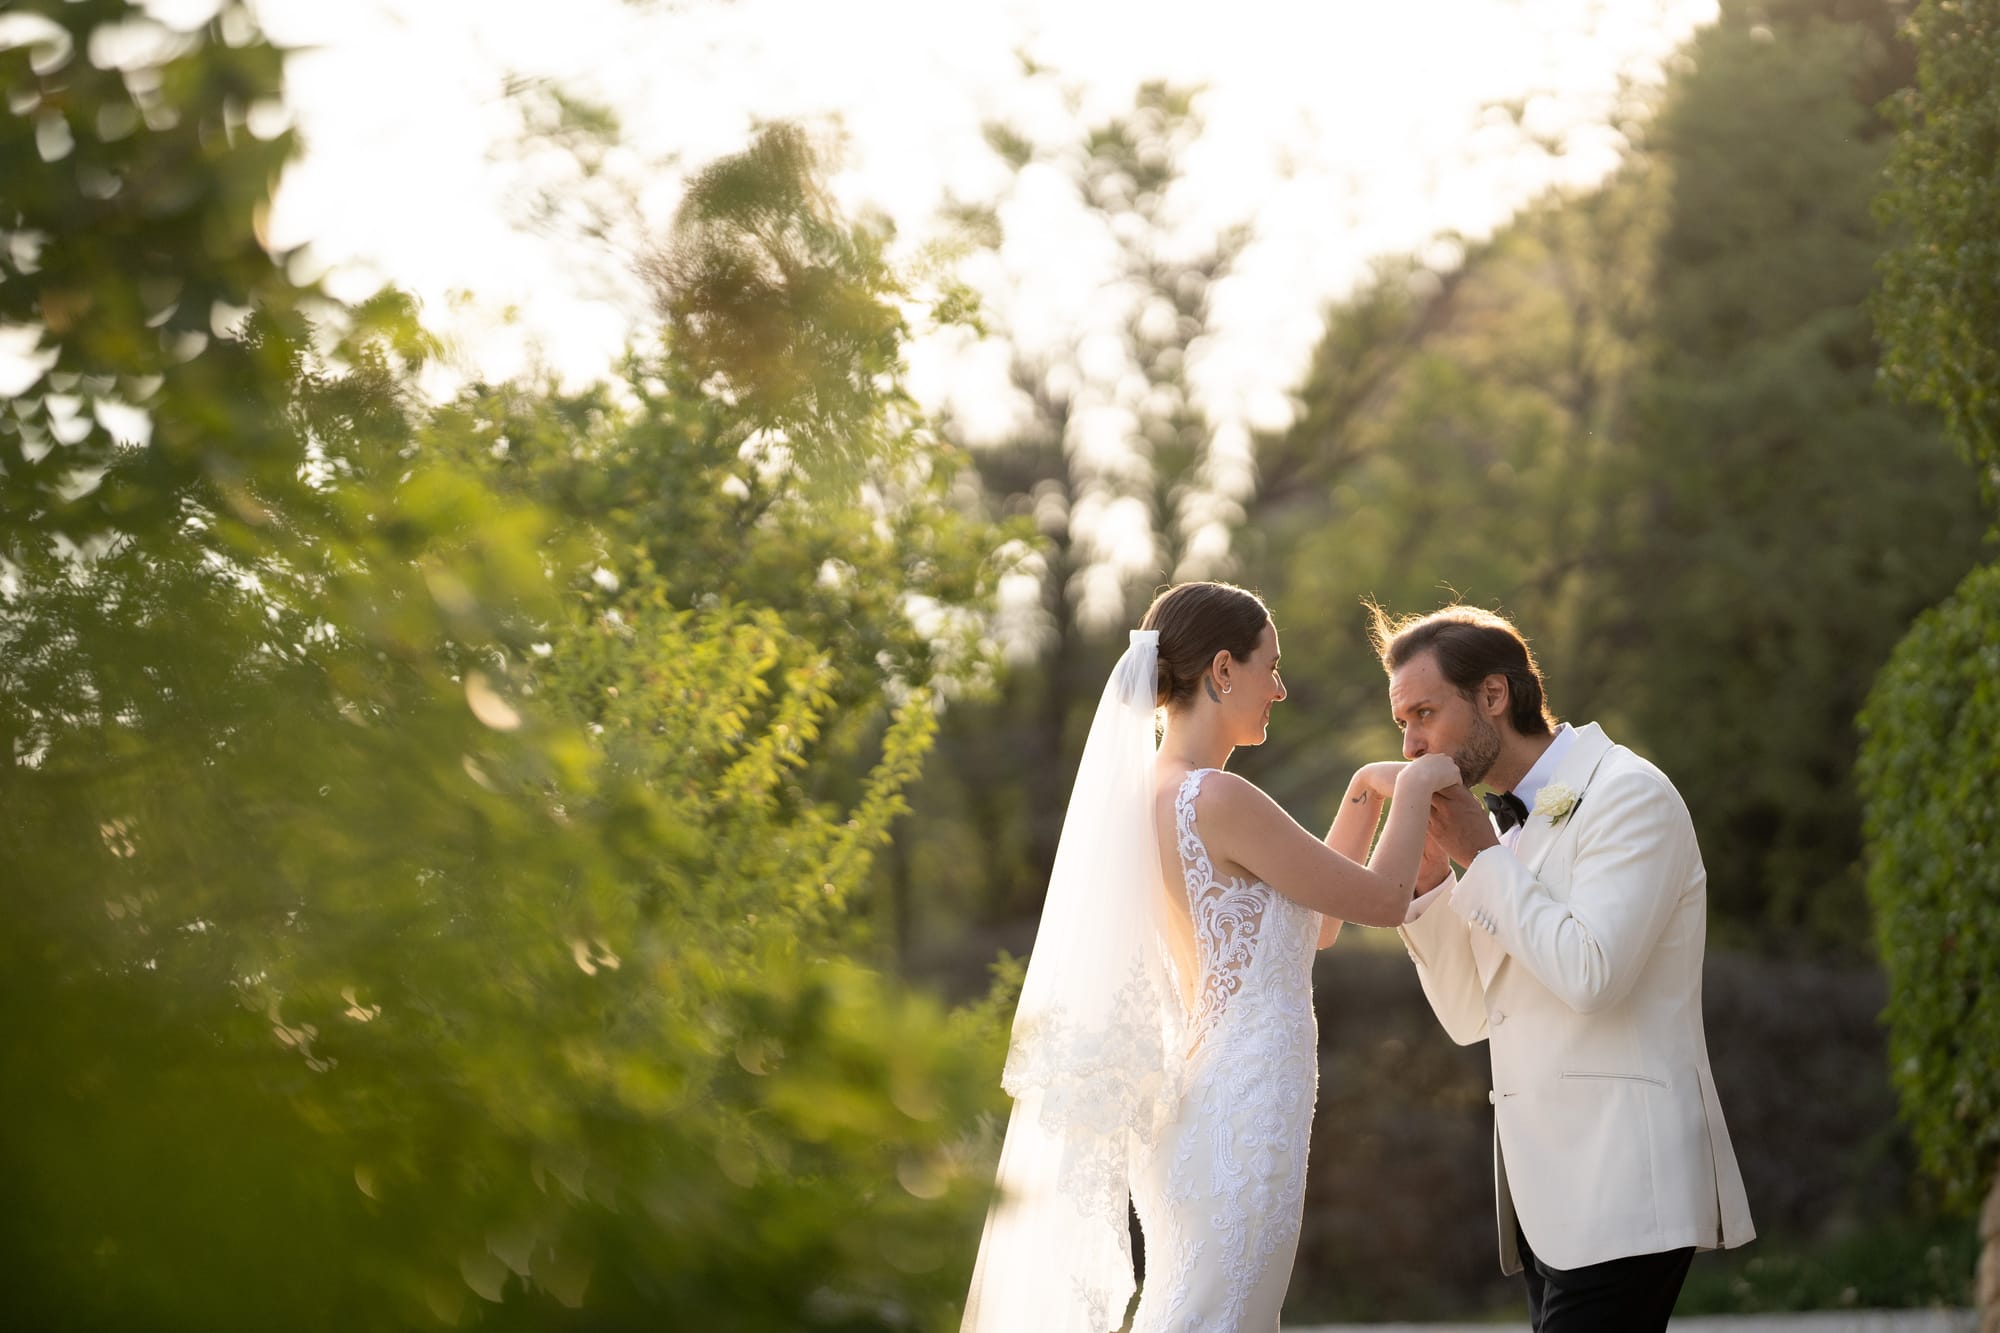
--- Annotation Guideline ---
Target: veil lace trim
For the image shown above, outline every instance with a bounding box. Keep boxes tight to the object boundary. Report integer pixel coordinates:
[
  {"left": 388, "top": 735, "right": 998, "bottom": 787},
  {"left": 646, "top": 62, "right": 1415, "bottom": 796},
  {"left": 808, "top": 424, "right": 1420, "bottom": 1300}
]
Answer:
[{"left": 963, "top": 630, "right": 1185, "bottom": 1333}]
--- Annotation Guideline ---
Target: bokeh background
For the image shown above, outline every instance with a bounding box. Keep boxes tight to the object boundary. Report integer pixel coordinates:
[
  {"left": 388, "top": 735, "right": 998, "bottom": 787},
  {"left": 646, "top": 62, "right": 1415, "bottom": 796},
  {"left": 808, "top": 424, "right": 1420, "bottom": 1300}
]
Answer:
[{"left": 4, "top": 0, "right": 1995, "bottom": 1327}]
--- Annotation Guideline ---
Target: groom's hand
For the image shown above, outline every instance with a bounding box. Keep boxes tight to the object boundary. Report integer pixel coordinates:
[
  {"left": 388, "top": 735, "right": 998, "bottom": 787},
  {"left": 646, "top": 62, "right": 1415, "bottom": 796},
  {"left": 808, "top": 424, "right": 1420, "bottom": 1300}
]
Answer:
[
  {"left": 1416, "top": 832, "right": 1453, "bottom": 895},
  {"left": 1430, "top": 785, "right": 1498, "bottom": 866}
]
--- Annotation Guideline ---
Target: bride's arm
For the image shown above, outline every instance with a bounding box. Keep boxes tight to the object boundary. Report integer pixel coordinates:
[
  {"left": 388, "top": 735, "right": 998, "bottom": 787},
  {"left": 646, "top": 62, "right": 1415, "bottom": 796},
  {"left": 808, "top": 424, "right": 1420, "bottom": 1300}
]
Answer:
[
  {"left": 1197, "top": 755, "right": 1462, "bottom": 929},
  {"left": 1315, "top": 762, "right": 1402, "bottom": 947}
]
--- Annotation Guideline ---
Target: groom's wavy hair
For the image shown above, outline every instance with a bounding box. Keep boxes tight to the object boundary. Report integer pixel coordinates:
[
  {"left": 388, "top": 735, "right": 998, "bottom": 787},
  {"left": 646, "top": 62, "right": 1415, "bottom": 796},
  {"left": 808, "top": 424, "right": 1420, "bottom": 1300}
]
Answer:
[
  {"left": 1366, "top": 602, "right": 1557, "bottom": 737},
  {"left": 1140, "top": 581, "right": 1272, "bottom": 711}
]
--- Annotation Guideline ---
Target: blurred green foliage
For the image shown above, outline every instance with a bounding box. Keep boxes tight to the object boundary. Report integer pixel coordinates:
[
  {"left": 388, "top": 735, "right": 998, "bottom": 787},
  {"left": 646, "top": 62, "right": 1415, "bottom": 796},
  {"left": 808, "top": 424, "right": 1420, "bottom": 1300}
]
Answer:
[
  {"left": 1858, "top": 564, "right": 2000, "bottom": 1214},
  {"left": 1577, "top": 2, "right": 1983, "bottom": 944},
  {"left": 1, "top": 3, "right": 1014, "bottom": 1328},
  {"left": 1674, "top": 1216, "right": 1975, "bottom": 1314},
  {"left": 1859, "top": 0, "right": 2000, "bottom": 1241},
  {"left": 1235, "top": 0, "right": 1987, "bottom": 954},
  {"left": 1861, "top": 0, "right": 2000, "bottom": 1233},
  {"left": 1875, "top": 0, "right": 2000, "bottom": 502}
]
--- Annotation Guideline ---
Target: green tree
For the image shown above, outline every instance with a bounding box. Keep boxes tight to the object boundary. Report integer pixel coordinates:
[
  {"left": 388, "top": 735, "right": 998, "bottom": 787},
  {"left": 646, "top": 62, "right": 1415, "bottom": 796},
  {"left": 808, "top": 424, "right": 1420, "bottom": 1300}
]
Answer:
[
  {"left": 1856, "top": 565, "right": 2000, "bottom": 1211},
  {"left": 1875, "top": 0, "right": 2000, "bottom": 497},
  {"left": 1235, "top": 162, "right": 1661, "bottom": 812},
  {"left": 896, "top": 83, "right": 1254, "bottom": 959},
  {"left": 1582, "top": 0, "right": 1986, "bottom": 949},
  {"left": 1863, "top": 0, "right": 2000, "bottom": 1319},
  {"left": 431, "top": 142, "right": 1016, "bottom": 959},
  {"left": 1, "top": 4, "right": 1008, "bottom": 1327},
  {"left": 1236, "top": 0, "right": 1983, "bottom": 950}
]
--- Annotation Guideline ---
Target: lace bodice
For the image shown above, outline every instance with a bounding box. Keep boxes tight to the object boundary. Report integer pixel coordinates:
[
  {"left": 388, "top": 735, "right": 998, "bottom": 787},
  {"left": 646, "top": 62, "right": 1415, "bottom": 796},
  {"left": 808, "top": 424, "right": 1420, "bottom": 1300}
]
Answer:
[{"left": 1173, "top": 768, "right": 1320, "bottom": 1054}]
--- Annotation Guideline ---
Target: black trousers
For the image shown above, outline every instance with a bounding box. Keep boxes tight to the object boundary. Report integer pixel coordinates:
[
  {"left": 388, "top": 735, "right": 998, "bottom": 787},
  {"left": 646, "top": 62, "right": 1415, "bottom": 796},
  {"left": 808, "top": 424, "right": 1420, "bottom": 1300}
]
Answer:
[{"left": 1516, "top": 1224, "right": 1694, "bottom": 1333}]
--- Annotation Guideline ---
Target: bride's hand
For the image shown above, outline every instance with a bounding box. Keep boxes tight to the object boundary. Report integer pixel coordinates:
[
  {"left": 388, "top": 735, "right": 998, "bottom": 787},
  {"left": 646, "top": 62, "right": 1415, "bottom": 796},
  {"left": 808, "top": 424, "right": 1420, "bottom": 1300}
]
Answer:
[
  {"left": 1348, "top": 760, "right": 1405, "bottom": 801},
  {"left": 1398, "top": 751, "right": 1463, "bottom": 796}
]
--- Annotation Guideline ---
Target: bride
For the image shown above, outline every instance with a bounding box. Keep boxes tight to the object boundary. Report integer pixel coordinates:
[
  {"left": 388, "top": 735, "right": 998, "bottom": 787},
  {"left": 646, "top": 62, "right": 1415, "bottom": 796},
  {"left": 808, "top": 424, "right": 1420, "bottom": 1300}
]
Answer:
[{"left": 962, "top": 581, "right": 1460, "bottom": 1332}]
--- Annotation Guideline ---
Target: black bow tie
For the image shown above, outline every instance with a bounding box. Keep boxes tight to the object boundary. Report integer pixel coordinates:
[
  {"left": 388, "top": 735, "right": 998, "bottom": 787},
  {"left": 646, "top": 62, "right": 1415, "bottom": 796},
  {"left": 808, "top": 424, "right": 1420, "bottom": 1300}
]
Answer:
[{"left": 1483, "top": 790, "right": 1529, "bottom": 834}]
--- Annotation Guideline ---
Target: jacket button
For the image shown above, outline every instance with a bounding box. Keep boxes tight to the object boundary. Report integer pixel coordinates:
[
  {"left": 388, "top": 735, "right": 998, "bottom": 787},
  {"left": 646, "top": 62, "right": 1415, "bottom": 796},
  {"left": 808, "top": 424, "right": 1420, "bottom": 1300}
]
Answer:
[
  {"left": 1492, "top": 1011, "right": 1506, "bottom": 1026},
  {"left": 1487, "top": 1090, "right": 1499, "bottom": 1105}
]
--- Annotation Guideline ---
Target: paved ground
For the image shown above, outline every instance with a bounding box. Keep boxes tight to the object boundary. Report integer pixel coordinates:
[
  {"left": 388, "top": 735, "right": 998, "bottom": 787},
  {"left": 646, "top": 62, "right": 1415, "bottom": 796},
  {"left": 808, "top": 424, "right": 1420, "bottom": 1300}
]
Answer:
[{"left": 1292, "top": 1312, "right": 1977, "bottom": 1333}]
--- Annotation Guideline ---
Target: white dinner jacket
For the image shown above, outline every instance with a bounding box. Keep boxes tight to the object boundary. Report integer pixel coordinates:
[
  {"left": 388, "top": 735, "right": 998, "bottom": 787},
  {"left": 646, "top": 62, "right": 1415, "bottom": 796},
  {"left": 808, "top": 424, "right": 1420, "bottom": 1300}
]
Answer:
[{"left": 1398, "top": 722, "right": 1755, "bottom": 1273}]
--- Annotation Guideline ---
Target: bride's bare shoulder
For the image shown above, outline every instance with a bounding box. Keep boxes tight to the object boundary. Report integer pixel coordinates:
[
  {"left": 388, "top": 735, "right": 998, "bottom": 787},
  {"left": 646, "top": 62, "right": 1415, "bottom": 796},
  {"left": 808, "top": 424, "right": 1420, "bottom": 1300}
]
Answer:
[
  {"left": 1191, "top": 768, "right": 1261, "bottom": 799},
  {"left": 1155, "top": 770, "right": 1284, "bottom": 833},
  {"left": 1196, "top": 775, "right": 1316, "bottom": 857}
]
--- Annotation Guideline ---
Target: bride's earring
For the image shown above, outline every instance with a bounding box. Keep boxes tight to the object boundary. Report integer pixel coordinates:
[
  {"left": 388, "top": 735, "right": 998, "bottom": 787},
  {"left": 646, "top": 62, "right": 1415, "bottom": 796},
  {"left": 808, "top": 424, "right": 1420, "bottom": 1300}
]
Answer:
[{"left": 1221, "top": 681, "right": 1233, "bottom": 695}]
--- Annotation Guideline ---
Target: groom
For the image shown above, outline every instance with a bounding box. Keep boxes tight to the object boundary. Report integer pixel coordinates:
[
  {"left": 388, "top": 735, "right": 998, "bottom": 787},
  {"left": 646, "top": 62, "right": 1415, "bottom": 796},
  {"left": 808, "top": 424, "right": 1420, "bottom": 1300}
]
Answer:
[{"left": 1372, "top": 604, "right": 1754, "bottom": 1332}]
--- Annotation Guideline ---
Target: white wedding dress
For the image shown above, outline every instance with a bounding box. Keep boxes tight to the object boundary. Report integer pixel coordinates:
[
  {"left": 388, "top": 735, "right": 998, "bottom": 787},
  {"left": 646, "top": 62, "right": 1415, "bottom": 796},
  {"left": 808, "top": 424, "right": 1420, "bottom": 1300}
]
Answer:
[{"left": 1129, "top": 767, "right": 1322, "bottom": 1331}]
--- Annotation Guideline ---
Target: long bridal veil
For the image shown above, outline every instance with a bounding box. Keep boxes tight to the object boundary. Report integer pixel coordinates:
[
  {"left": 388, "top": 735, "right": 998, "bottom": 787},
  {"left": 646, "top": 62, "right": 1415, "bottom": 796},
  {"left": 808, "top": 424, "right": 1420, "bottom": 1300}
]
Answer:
[{"left": 962, "top": 629, "right": 1187, "bottom": 1333}]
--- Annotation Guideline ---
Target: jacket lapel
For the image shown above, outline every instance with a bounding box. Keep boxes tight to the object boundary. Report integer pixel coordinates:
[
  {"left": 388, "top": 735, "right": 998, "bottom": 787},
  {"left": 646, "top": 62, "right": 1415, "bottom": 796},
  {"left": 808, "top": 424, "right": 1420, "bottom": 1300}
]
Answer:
[
  {"left": 1514, "top": 722, "right": 1617, "bottom": 877},
  {"left": 1468, "top": 724, "right": 1620, "bottom": 988}
]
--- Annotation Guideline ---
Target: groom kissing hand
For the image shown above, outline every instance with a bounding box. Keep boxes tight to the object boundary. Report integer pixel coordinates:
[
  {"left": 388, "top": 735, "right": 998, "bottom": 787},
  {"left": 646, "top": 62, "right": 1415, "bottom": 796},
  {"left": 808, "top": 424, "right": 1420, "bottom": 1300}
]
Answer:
[{"left": 1372, "top": 603, "right": 1754, "bottom": 1333}]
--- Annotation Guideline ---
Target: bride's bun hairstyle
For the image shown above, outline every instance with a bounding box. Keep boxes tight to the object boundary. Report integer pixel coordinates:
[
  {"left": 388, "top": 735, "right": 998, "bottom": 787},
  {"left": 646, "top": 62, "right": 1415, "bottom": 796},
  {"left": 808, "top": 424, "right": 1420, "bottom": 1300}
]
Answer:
[{"left": 1139, "top": 581, "right": 1272, "bottom": 710}]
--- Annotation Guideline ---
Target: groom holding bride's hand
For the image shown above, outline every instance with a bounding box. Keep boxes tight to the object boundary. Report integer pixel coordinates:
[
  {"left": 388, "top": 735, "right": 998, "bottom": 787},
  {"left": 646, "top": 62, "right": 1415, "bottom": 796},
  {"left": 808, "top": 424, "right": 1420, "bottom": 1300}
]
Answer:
[{"left": 1371, "top": 603, "right": 1755, "bottom": 1333}]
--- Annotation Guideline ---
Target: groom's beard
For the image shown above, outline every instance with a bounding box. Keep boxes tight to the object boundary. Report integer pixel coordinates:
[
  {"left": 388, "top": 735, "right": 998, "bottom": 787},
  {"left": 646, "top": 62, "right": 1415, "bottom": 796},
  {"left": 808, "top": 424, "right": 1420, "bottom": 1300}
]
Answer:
[{"left": 1453, "top": 713, "right": 1502, "bottom": 787}]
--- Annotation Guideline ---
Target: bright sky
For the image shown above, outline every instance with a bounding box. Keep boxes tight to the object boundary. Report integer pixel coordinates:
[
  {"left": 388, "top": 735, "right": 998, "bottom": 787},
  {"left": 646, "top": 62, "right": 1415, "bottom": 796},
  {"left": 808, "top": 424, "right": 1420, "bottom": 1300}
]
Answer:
[
  {"left": 255, "top": 0, "right": 1717, "bottom": 429},
  {"left": 0, "top": 0, "right": 1720, "bottom": 625}
]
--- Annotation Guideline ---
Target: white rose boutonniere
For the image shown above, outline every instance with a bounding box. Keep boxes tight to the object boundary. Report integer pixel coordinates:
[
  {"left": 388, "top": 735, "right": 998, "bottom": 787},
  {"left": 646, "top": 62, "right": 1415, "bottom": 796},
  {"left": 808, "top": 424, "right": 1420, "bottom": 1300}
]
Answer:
[{"left": 1533, "top": 782, "right": 1580, "bottom": 826}]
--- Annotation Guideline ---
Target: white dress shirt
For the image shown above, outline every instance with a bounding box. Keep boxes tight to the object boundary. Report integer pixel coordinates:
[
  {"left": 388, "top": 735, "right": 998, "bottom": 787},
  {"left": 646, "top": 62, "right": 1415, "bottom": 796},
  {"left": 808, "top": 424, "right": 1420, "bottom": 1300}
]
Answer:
[{"left": 1502, "top": 722, "right": 1577, "bottom": 849}]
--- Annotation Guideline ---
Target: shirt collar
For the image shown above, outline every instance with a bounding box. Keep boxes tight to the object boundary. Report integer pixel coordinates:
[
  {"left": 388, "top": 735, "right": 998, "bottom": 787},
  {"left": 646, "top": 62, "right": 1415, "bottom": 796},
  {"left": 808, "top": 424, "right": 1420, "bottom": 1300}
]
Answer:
[{"left": 1508, "top": 721, "right": 1576, "bottom": 815}]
